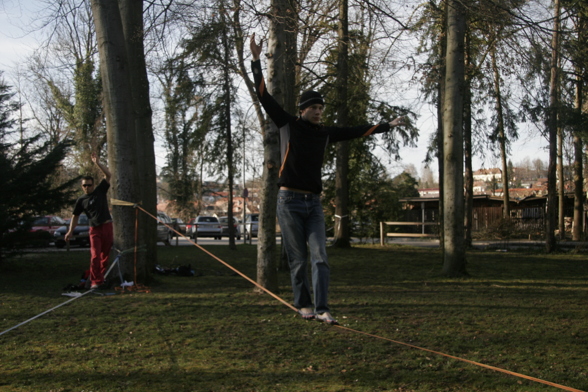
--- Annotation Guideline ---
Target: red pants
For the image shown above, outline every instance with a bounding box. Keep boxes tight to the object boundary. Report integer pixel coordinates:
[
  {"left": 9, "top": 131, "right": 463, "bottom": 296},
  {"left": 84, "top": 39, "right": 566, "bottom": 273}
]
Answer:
[{"left": 89, "top": 222, "right": 113, "bottom": 286}]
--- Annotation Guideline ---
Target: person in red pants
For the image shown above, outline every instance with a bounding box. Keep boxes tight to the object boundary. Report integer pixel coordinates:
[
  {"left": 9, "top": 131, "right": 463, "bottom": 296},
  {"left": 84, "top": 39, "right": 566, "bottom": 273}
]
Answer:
[{"left": 65, "top": 153, "right": 113, "bottom": 289}]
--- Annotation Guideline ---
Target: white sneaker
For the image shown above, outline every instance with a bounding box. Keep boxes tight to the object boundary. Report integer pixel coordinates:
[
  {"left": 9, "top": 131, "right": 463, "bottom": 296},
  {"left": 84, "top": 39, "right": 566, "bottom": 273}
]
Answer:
[
  {"left": 299, "top": 307, "right": 315, "bottom": 320},
  {"left": 316, "top": 312, "right": 338, "bottom": 325}
]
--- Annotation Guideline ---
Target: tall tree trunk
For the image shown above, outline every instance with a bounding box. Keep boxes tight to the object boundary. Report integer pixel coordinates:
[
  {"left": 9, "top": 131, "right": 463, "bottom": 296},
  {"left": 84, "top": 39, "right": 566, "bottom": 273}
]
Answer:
[
  {"left": 91, "top": 0, "right": 140, "bottom": 282},
  {"left": 463, "top": 28, "right": 473, "bottom": 248},
  {"left": 437, "top": 1, "right": 447, "bottom": 253},
  {"left": 437, "top": 84, "right": 445, "bottom": 253},
  {"left": 441, "top": 0, "right": 467, "bottom": 277},
  {"left": 333, "top": 0, "right": 351, "bottom": 248},
  {"left": 546, "top": 0, "right": 560, "bottom": 253},
  {"left": 491, "top": 48, "right": 510, "bottom": 219},
  {"left": 220, "top": 4, "right": 236, "bottom": 250},
  {"left": 557, "top": 40, "right": 565, "bottom": 240},
  {"left": 225, "top": 90, "right": 235, "bottom": 250},
  {"left": 572, "top": 73, "right": 584, "bottom": 241},
  {"left": 255, "top": 0, "right": 297, "bottom": 292},
  {"left": 557, "top": 119, "right": 564, "bottom": 239},
  {"left": 119, "top": 0, "right": 157, "bottom": 281}
]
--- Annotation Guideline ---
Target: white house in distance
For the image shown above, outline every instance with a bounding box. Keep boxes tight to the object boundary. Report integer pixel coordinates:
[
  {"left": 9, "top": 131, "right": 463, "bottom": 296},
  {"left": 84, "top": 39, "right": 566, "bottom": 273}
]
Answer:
[
  {"left": 418, "top": 188, "right": 440, "bottom": 198},
  {"left": 473, "top": 168, "right": 502, "bottom": 182},
  {"left": 418, "top": 168, "right": 504, "bottom": 198}
]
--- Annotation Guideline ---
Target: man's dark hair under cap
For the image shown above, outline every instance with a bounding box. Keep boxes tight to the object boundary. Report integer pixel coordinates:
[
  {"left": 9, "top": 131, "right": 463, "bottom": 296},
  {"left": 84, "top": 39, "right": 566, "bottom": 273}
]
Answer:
[{"left": 299, "top": 90, "right": 324, "bottom": 111}]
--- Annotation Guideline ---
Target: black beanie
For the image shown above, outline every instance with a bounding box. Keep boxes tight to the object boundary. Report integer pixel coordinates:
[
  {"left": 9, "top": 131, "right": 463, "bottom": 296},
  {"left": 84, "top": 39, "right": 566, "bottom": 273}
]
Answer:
[{"left": 299, "top": 90, "right": 324, "bottom": 111}]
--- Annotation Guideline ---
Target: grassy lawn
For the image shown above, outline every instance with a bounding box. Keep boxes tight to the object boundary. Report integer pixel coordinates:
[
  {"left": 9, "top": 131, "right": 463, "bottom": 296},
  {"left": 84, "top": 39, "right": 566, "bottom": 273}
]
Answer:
[{"left": 1, "top": 244, "right": 587, "bottom": 392}]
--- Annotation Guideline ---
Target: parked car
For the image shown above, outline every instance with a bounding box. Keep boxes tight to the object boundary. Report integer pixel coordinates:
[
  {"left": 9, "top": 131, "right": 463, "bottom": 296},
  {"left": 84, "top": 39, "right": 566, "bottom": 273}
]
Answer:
[
  {"left": 186, "top": 218, "right": 195, "bottom": 234},
  {"left": 219, "top": 216, "right": 241, "bottom": 240},
  {"left": 171, "top": 218, "right": 186, "bottom": 238},
  {"left": 190, "top": 216, "right": 223, "bottom": 240},
  {"left": 31, "top": 215, "right": 67, "bottom": 236},
  {"left": 3, "top": 216, "right": 61, "bottom": 248},
  {"left": 54, "top": 214, "right": 90, "bottom": 248},
  {"left": 241, "top": 213, "right": 259, "bottom": 240},
  {"left": 157, "top": 211, "right": 173, "bottom": 245}
]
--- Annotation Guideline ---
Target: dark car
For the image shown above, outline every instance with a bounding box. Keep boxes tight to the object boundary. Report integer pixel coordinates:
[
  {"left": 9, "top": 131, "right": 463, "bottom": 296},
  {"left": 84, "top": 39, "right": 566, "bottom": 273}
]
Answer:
[
  {"left": 54, "top": 214, "right": 90, "bottom": 248},
  {"left": 219, "top": 216, "right": 241, "bottom": 240}
]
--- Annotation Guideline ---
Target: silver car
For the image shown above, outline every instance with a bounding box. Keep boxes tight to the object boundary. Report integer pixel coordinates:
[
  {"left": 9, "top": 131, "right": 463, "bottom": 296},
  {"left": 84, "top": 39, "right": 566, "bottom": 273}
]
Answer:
[
  {"left": 190, "top": 216, "right": 223, "bottom": 240},
  {"left": 157, "top": 211, "right": 173, "bottom": 245},
  {"left": 219, "top": 216, "right": 241, "bottom": 240},
  {"left": 242, "top": 213, "right": 259, "bottom": 240}
]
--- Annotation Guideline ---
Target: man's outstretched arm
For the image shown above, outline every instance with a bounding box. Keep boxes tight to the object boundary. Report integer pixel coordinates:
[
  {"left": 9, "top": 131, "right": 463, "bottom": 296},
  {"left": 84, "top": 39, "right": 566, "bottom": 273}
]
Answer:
[
  {"left": 92, "top": 152, "right": 111, "bottom": 183},
  {"left": 249, "top": 33, "right": 295, "bottom": 128}
]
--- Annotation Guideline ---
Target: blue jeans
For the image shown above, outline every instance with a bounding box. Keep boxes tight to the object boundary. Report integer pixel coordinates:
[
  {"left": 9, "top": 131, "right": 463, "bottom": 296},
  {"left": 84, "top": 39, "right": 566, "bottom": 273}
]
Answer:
[{"left": 277, "top": 190, "right": 330, "bottom": 314}]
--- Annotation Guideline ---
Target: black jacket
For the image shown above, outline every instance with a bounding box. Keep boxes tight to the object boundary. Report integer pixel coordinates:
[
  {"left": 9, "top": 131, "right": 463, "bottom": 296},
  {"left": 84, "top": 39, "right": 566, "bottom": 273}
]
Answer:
[{"left": 251, "top": 60, "right": 390, "bottom": 194}]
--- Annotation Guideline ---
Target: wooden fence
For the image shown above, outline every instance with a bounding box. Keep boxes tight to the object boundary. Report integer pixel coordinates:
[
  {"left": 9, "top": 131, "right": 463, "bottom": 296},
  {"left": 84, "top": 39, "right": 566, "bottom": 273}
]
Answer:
[{"left": 380, "top": 203, "right": 548, "bottom": 245}]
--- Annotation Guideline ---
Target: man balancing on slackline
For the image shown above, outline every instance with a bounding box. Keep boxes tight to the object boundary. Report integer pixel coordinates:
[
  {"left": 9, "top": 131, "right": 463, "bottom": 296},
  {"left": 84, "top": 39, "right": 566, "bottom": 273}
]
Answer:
[{"left": 249, "top": 33, "right": 405, "bottom": 325}]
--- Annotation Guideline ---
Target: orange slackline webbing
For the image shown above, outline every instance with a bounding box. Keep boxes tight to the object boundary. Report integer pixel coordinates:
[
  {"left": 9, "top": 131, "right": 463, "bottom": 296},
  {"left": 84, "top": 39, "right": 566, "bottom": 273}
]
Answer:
[
  {"left": 130, "top": 203, "right": 297, "bottom": 313},
  {"left": 333, "top": 325, "right": 584, "bottom": 392},
  {"left": 114, "top": 199, "right": 585, "bottom": 392}
]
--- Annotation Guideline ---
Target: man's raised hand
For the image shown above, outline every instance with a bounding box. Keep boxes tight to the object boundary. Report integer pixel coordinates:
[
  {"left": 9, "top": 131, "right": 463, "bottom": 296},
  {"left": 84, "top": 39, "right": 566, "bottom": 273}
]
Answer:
[
  {"left": 389, "top": 116, "right": 405, "bottom": 127},
  {"left": 250, "top": 33, "right": 263, "bottom": 61}
]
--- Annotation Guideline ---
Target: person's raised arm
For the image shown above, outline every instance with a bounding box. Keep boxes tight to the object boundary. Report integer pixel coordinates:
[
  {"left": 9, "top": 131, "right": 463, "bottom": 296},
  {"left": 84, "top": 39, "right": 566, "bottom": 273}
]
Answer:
[
  {"left": 248, "top": 33, "right": 295, "bottom": 128},
  {"left": 92, "top": 152, "right": 111, "bottom": 183},
  {"left": 250, "top": 33, "right": 262, "bottom": 62}
]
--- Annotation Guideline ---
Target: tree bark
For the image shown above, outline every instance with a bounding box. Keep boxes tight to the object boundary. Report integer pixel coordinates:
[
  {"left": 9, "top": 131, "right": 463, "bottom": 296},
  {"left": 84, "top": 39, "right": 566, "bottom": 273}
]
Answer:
[
  {"left": 220, "top": 3, "right": 236, "bottom": 250},
  {"left": 572, "top": 73, "right": 584, "bottom": 241},
  {"left": 557, "top": 119, "right": 564, "bottom": 239},
  {"left": 441, "top": 0, "right": 467, "bottom": 277},
  {"left": 90, "top": 0, "right": 140, "bottom": 282},
  {"left": 491, "top": 48, "right": 510, "bottom": 220},
  {"left": 545, "top": 0, "right": 560, "bottom": 253},
  {"left": 255, "top": 0, "right": 298, "bottom": 292},
  {"left": 463, "top": 28, "right": 473, "bottom": 248},
  {"left": 119, "top": 0, "right": 157, "bottom": 281},
  {"left": 333, "top": 0, "right": 351, "bottom": 248}
]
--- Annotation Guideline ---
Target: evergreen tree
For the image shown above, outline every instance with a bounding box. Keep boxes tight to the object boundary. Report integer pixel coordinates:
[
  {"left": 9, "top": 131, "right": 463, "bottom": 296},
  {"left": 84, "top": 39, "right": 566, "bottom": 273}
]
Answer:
[
  {"left": 0, "top": 76, "right": 78, "bottom": 259},
  {"left": 157, "top": 58, "right": 204, "bottom": 222},
  {"left": 48, "top": 58, "right": 105, "bottom": 176},
  {"left": 183, "top": 0, "right": 244, "bottom": 249},
  {"left": 321, "top": 25, "right": 417, "bottom": 241}
]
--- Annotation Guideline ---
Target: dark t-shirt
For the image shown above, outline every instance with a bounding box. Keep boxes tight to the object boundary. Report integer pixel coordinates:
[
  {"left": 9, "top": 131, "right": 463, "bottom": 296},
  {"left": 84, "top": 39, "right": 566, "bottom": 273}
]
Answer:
[{"left": 73, "top": 179, "right": 112, "bottom": 227}]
